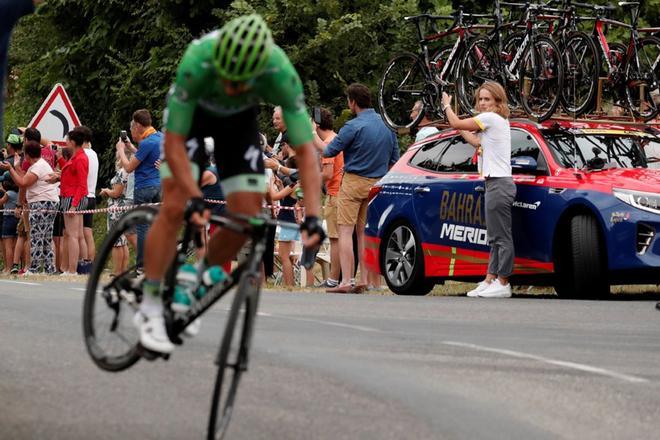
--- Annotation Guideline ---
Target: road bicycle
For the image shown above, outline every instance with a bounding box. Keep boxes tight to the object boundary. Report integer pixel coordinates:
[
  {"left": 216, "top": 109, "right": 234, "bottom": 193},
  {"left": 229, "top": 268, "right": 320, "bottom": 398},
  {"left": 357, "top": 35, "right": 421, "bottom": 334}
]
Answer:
[
  {"left": 82, "top": 205, "right": 316, "bottom": 439},
  {"left": 457, "top": 0, "right": 565, "bottom": 121},
  {"left": 549, "top": 0, "right": 660, "bottom": 120},
  {"left": 377, "top": 9, "right": 492, "bottom": 131}
]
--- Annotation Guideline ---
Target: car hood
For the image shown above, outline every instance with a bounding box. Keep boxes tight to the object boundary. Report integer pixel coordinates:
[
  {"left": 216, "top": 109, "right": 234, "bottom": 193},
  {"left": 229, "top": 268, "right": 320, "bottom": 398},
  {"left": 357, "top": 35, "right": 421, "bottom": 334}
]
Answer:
[{"left": 584, "top": 168, "right": 660, "bottom": 193}]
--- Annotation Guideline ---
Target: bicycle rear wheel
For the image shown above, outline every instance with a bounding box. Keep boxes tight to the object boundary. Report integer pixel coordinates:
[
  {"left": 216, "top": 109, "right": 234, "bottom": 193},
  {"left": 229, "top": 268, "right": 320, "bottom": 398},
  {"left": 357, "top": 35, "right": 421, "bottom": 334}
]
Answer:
[
  {"left": 378, "top": 52, "right": 428, "bottom": 130},
  {"left": 519, "top": 35, "right": 564, "bottom": 121},
  {"left": 625, "top": 36, "right": 660, "bottom": 121},
  {"left": 457, "top": 36, "right": 499, "bottom": 115},
  {"left": 82, "top": 206, "right": 158, "bottom": 372},
  {"left": 561, "top": 32, "right": 599, "bottom": 116},
  {"left": 208, "top": 273, "right": 259, "bottom": 440}
]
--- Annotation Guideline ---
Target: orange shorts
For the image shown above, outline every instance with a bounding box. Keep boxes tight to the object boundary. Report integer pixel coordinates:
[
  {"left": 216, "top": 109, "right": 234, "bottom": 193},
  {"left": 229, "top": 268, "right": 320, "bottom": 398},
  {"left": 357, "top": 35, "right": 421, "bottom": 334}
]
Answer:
[{"left": 323, "top": 195, "right": 338, "bottom": 239}]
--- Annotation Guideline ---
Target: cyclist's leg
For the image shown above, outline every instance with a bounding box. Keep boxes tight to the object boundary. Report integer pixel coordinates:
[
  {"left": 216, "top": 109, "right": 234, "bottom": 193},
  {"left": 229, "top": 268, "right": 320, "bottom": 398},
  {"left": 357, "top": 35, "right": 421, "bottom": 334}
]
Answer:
[{"left": 206, "top": 108, "right": 265, "bottom": 267}]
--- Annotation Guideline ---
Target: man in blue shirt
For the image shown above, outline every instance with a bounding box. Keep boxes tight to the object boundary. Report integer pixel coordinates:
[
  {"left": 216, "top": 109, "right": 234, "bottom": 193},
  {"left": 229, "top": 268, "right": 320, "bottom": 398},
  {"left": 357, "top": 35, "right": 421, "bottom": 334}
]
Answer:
[
  {"left": 323, "top": 83, "right": 399, "bottom": 293},
  {"left": 116, "top": 109, "right": 162, "bottom": 270}
]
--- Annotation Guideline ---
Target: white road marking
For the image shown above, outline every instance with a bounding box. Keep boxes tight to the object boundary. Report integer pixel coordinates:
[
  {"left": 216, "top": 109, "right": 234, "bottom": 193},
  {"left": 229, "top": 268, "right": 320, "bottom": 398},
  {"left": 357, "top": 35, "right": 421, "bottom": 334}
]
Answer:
[
  {"left": 443, "top": 341, "right": 648, "bottom": 384},
  {"left": 258, "top": 311, "right": 381, "bottom": 333},
  {"left": 0, "top": 279, "right": 42, "bottom": 286},
  {"left": 69, "top": 288, "right": 86, "bottom": 291}
]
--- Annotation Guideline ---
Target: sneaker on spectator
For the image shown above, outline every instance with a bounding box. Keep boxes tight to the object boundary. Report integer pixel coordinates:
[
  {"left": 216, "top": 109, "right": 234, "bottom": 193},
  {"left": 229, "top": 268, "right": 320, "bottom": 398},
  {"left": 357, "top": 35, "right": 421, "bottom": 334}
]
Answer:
[
  {"left": 477, "top": 279, "right": 512, "bottom": 298},
  {"left": 9, "top": 265, "right": 19, "bottom": 275},
  {"left": 18, "top": 268, "right": 27, "bottom": 276},
  {"left": 60, "top": 271, "right": 76, "bottom": 276},
  {"left": 467, "top": 281, "right": 490, "bottom": 297},
  {"left": 315, "top": 279, "right": 338, "bottom": 288},
  {"left": 22, "top": 270, "right": 37, "bottom": 277}
]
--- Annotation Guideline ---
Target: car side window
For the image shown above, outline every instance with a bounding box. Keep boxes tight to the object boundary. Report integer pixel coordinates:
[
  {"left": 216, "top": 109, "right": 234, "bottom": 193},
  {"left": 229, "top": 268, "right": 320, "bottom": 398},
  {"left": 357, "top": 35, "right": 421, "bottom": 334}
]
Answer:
[
  {"left": 511, "top": 129, "right": 549, "bottom": 175},
  {"left": 437, "top": 137, "right": 478, "bottom": 173},
  {"left": 409, "top": 139, "right": 447, "bottom": 172}
]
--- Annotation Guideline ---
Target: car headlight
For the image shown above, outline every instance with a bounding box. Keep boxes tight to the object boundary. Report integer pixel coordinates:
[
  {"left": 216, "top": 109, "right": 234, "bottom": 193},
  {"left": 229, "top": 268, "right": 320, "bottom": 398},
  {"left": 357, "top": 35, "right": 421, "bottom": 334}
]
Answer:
[{"left": 613, "top": 188, "right": 660, "bottom": 214}]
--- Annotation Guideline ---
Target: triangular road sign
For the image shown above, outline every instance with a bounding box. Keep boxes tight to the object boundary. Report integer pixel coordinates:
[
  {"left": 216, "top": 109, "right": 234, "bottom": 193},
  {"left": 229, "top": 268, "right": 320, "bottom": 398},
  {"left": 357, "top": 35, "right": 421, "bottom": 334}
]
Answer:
[{"left": 28, "top": 83, "right": 81, "bottom": 146}]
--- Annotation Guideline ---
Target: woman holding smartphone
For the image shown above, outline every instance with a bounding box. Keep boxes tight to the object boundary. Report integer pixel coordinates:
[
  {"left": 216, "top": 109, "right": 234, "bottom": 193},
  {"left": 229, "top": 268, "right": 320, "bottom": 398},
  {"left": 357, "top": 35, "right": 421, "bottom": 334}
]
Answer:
[{"left": 441, "top": 81, "right": 516, "bottom": 299}]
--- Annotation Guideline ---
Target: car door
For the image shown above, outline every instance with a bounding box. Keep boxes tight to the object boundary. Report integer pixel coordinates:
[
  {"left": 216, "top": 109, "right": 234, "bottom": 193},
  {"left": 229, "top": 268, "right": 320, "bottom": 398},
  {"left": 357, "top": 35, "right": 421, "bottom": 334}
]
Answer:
[
  {"left": 410, "top": 135, "right": 486, "bottom": 277},
  {"left": 510, "top": 128, "right": 552, "bottom": 265}
]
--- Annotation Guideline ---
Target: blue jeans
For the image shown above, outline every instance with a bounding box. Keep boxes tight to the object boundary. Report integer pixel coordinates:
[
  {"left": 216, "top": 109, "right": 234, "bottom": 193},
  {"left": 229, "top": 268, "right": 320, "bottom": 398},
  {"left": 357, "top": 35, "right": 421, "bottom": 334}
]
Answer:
[{"left": 134, "top": 185, "right": 161, "bottom": 269}]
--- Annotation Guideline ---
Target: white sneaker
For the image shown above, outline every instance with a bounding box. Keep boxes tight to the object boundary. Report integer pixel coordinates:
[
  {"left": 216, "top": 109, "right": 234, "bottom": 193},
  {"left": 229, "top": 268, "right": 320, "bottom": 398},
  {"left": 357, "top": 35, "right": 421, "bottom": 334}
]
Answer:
[
  {"left": 477, "top": 279, "right": 512, "bottom": 298},
  {"left": 467, "top": 281, "right": 490, "bottom": 297},
  {"left": 183, "top": 318, "right": 201, "bottom": 337},
  {"left": 134, "top": 312, "right": 175, "bottom": 354}
]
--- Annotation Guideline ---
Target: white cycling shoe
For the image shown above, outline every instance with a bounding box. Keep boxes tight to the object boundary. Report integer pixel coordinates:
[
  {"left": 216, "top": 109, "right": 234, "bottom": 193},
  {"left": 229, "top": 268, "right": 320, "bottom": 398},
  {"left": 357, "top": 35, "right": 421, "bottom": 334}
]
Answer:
[
  {"left": 183, "top": 318, "right": 201, "bottom": 337},
  {"left": 134, "top": 312, "right": 175, "bottom": 354}
]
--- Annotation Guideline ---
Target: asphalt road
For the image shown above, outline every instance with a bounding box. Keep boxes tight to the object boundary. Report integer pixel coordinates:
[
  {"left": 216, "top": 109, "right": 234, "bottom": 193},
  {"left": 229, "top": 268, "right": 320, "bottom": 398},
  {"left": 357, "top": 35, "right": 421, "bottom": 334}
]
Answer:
[{"left": 1, "top": 279, "right": 660, "bottom": 440}]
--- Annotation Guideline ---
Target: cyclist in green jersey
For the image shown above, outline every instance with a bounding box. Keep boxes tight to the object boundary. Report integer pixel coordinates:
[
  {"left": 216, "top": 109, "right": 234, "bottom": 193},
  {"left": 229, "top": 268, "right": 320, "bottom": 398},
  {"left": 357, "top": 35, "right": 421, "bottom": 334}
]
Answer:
[{"left": 136, "top": 14, "right": 325, "bottom": 354}]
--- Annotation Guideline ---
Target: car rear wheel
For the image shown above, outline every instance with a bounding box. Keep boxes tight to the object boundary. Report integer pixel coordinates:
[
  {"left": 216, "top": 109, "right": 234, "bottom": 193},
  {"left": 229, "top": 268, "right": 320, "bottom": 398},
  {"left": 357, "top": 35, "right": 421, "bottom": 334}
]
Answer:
[
  {"left": 381, "top": 222, "right": 434, "bottom": 296},
  {"left": 554, "top": 215, "right": 609, "bottom": 299}
]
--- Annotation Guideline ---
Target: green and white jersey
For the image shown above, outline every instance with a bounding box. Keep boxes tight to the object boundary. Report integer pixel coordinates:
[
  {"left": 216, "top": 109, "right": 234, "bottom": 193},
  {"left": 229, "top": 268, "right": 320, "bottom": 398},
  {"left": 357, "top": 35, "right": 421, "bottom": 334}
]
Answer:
[{"left": 164, "top": 31, "right": 313, "bottom": 147}]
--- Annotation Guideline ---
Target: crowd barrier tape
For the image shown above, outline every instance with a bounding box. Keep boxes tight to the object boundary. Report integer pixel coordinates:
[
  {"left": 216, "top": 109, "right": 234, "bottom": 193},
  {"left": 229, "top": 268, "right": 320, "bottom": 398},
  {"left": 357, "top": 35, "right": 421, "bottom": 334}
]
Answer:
[{"left": 0, "top": 198, "right": 305, "bottom": 215}]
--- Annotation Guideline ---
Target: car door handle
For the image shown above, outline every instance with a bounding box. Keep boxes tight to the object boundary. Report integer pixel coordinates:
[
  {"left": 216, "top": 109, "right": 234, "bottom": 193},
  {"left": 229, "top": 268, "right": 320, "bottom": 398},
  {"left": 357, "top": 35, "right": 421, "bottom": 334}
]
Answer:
[
  {"left": 414, "top": 186, "right": 430, "bottom": 194},
  {"left": 475, "top": 185, "right": 485, "bottom": 193}
]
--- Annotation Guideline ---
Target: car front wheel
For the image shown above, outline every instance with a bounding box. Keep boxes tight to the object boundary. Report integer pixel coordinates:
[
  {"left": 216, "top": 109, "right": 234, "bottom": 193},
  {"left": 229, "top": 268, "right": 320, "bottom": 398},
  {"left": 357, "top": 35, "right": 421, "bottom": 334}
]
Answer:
[{"left": 381, "top": 222, "right": 434, "bottom": 295}]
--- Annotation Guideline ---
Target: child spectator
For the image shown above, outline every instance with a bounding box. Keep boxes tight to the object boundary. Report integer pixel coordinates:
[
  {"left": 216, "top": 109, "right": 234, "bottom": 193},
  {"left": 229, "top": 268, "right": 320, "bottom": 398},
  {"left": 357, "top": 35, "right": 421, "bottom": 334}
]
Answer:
[{"left": 100, "top": 154, "right": 130, "bottom": 276}]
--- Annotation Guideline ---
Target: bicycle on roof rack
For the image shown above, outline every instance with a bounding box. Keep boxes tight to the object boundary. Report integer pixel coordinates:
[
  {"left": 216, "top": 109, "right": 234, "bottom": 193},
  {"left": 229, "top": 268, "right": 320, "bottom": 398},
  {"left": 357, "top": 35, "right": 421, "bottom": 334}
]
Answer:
[
  {"left": 542, "top": 0, "right": 660, "bottom": 120},
  {"left": 82, "top": 206, "right": 317, "bottom": 440},
  {"left": 377, "top": 8, "right": 493, "bottom": 131}
]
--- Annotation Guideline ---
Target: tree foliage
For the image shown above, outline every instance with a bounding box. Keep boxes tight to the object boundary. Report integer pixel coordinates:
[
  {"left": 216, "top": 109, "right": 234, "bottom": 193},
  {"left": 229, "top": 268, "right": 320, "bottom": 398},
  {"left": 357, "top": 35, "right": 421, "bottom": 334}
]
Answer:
[{"left": 5, "top": 0, "right": 657, "bottom": 182}]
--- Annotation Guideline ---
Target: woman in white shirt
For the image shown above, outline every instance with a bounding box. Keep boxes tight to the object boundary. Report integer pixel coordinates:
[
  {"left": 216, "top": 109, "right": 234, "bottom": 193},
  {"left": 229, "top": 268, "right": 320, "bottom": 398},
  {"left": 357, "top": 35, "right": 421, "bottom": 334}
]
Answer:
[
  {"left": 441, "top": 81, "right": 516, "bottom": 298},
  {"left": 3, "top": 140, "right": 60, "bottom": 274}
]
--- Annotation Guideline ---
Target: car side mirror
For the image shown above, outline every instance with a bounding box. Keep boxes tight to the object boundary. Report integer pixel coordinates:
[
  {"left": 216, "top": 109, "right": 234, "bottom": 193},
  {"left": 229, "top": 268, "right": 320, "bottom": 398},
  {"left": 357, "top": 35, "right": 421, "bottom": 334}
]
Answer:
[{"left": 511, "top": 156, "right": 538, "bottom": 173}]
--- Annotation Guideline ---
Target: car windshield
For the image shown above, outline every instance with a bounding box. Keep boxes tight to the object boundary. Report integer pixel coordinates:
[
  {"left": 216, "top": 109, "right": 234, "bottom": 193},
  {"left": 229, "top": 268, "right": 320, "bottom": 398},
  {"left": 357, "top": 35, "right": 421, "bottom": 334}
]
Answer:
[{"left": 542, "top": 131, "right": 660, "bottom": 170}]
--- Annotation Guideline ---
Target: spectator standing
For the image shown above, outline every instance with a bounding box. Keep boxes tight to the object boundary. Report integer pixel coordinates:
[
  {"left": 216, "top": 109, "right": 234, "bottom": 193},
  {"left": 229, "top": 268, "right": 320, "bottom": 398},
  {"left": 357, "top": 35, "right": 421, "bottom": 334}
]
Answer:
[
  {"left": 323, "top": 83, "right": 400, "bottom": 293},
  {"left": 116, "top": 109, "right": 162, "bottom": 271},
  {"left": 410, "top": 100, "right": 439, "bottom": 142},
  {"left": 56, "top": 127, "right": 91, "bottom": 275},
  {"left": 442, "top": 81, "right": 516, "bottom": 298},
  {"left": 271, "top": 106, "right": 287, "bottom": 159},
  {"left": 268, "top": 144, "right": 300, "bottom": 286},
  {"left": 99, "top": 154, "right": 130, "bottom": 276},
  {"left": 312, "top": 107, "right": 343, "bottom": 288},
  {"left": 0, "top": 174, "right": 18, "bottom": 273},
  {"left": 80, "top": 132, "right": 99, "bottom": 271},
  {"left": 1, "top": 141, "right": 59, "bottom": 274}
]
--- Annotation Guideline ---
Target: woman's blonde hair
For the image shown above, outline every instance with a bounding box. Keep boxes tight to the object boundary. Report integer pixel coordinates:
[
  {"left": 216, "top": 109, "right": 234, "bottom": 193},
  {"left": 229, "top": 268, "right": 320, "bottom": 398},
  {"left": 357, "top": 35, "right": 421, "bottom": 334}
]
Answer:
[{"left": 474, "top": 81, "right": 510, "bottom": 119}]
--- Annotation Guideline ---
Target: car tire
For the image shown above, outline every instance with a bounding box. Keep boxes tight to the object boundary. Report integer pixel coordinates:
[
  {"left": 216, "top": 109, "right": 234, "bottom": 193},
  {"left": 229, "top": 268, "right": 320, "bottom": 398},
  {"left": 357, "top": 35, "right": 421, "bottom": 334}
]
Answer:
[
  {"left": 380, "top": 222, "right": 434, "bottom": 296},
  {"left": 554, "top": 215, "right": 609, "bottom": 299}
]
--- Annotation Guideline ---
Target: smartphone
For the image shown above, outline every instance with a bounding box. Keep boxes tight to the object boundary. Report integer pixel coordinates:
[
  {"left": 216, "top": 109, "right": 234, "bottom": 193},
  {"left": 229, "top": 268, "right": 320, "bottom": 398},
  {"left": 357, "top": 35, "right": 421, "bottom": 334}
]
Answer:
[
  {"left": 313, "top": 107, "right": 322, "bottom": 125},
  {"left": 120, "top": 130, "right": 128, "bottom": 142}
]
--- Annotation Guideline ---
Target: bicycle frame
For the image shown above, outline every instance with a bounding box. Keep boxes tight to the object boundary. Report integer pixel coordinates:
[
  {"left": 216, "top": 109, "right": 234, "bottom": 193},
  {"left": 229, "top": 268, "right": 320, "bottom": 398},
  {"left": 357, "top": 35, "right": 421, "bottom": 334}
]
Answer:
[{"left": 162, "top": 214, "right": 278, "bottom": 345}]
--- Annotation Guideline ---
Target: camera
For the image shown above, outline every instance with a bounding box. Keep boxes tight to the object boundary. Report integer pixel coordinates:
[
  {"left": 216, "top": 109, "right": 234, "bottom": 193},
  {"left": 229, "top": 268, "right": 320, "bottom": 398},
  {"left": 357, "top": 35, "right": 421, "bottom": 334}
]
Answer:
[
  {"left": 313, "top": 107, "right": 322, "bottom": 125},
  {"left": 120, "top": 130, "right": 128, "bottom": 142},
  {"left": 280, "top": 170, "right": 299, "bottom": 187}
]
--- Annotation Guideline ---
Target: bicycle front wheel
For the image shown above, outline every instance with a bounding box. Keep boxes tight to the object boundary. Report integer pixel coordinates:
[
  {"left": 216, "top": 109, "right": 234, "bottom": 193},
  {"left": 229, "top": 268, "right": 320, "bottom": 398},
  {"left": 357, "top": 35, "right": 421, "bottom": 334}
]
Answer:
[
  {"left": 378, "top": 52, "right": 428, "bottom": 130},
  {"left": 82, "top": 206, "right": 158, "bottom": 372},
  {"left": 625, "top": 36, "right": 660, "bottom": 121},
  {"left": 208, "top": 273, "right": 260, "bottom": 440},
  {"left": 519, "top": 35, "right": 564, "bottom": 121}
]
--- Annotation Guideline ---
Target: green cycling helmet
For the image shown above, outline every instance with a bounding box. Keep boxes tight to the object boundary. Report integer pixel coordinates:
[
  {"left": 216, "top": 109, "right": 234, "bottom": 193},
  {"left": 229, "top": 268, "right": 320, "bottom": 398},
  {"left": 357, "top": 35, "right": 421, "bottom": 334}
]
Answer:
[{"left": 214, "top": 14, "right": 273, "bottom": 81}]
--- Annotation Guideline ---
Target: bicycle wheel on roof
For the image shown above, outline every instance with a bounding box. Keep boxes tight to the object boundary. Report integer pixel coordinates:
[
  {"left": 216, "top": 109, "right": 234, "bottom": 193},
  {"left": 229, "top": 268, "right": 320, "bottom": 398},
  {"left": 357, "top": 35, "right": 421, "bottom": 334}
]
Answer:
[{"left": 378, "top": 52, "right": 428, "bottom": 130}]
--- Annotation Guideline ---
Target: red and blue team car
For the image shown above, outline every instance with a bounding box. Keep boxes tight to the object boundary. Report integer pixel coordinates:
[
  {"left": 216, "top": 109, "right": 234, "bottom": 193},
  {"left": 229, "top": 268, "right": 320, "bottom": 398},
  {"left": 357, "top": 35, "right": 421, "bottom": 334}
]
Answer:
[{"left": 364, "top": 120, "right": 660, "bottom": 298}]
